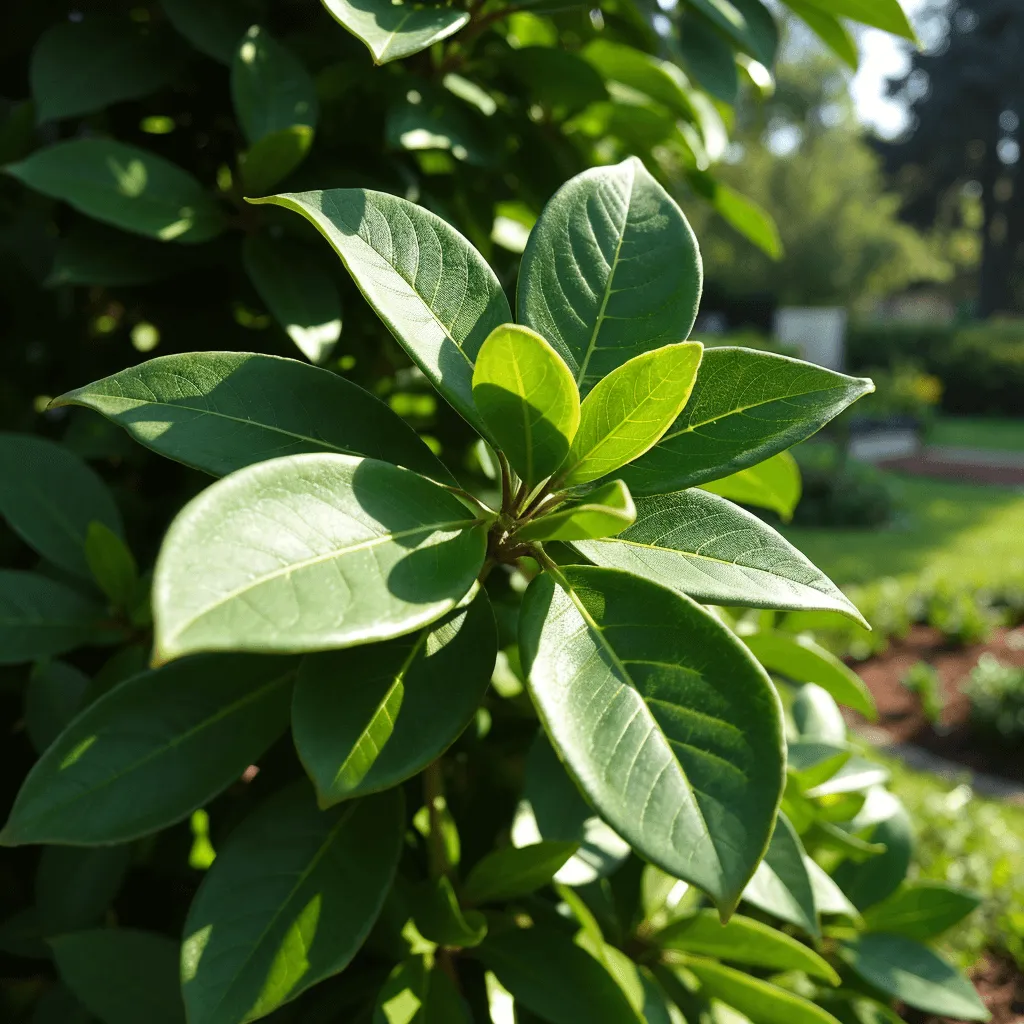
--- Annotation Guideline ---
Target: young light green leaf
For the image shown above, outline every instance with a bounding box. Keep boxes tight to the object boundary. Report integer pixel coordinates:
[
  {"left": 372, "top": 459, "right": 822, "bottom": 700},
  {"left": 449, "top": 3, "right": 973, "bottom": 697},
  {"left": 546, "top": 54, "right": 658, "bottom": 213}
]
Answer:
[
  {"left": 53, "top": 352, "right": 449, "bottom": 482},
  {"left": 462, "top": 841, "right": 578, "bottom": 906},
  {"left": 797, "top": 0, "right": 916, "bottom": 39},
  {"left": 621, "top": 348, "right": 874, "bottom": 495},
  {"left": 319, "top": 0, "right": 469, "bottom": 64},
  {"left": 239, "top": 125, "right": 314, "bottom": 195},
  {"left": 472, "top": 323, "right": 580, "bottom": 488},
  {"left": 518, "top": 158, "right": 702, "bottom": 395},
  {"left": 514, "top": 479, "right": 635, "bottom": 543},
  {"left": 242, "top": 234, "right": 342, "bottom": 364},
  {"left": 742, "top": 631, "right": 875, "bottom": 719},
  {"left": 250, "top": 189, "right": 511, "bottom": 436},
  {"left": 478, "top": 924, "right": 644, "bottom": 1024},
  {"left": 36, "top": 845, "right": 131, "bottom": 936},
  {"left": 575, "top": 489, "right": 866, "bottom": 625},
  {"left": 558, "top": 343, "right": 703, "bottom": 487},
  {"left": 742, "top": 813, "right": 819, "bottom": 937},
  {"left": 839, "top": 935, "right": 988, "bottom": 1021},
  {"left": 182, "top": 785, "right": 403, "bottom": 1024},
  {"left": 700, "top": 450, "right": 801, "bottom": 520},
  {"left": 152, "top": 454, "right": 487, "bottom": 662},
  {"left": 0, "top": 572, "right": 106, "bottom": 666},
  {"left": 1, "top": 654, "right": 295, "bottom": 846},
  {"left": 0, "top": 432, "right": 123, "bottom": 579},
  {"left": 293, "top": 592, "right": 496, "bottom": 805},
  {"left": 232, "top": 26, "right": 318, "bottom": 145},
  {"left": 783, "top": 1, "right": 859, "bottom": 68},
  {"left": 408, "top": 876, "right": 487, "bottom": 949},
  {"left": 861, "top": 882, "right": 982, "bottom": 941},
  {"left": 520, "top": 566, "right": 784, "bottom": 912},
  {"left": 832, "top": 790, "right": 912, "bottom": 910},
  {"left": 374, "top": 955, "right": 472, "bottom": 1023},
  {"left": 654, "top": 910, "right": 839, "bottom": 983},
  {"left": 6, "top": 140, "right": 224, "bottom": 243},
  {"left": 85, "top": 521, "right": 138, "bottom": 609},
  {"left": 685, "top": 958, "right": 843, "bottom": 1024},
  {"left": 30, "top": 17, "right": 176, "bottom": 123},
  {"left": 52, "top": 930, "right": 185, "bottom": 1024},
  {"left": 24, "top": 660, "right": 89, "bottom": 754},
  {"left": 162, "top": 0, "right": 256, "bottom": 63}
]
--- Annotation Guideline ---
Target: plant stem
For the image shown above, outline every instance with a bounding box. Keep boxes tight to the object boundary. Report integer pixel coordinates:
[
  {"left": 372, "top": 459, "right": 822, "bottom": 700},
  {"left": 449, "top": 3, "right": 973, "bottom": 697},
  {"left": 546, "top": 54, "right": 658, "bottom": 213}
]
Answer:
[
  {"left": 423, "top": 759, "right": 448, "bottom": 881},
  {"left": 498, "top": 451, "right": 514, "bottom": 514},
  {"left": 519, "top": 490, "right": 567, "bottom": 522}
]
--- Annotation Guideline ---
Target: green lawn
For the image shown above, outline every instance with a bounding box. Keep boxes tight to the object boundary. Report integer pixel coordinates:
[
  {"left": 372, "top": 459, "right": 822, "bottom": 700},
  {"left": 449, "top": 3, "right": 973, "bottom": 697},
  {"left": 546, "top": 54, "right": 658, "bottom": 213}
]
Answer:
[
  {"left": 929, "top": 417, "right": 1024, "bottom": 453},
  {"left": 782, "top": 473, "right": 1024, "bottom": 588}
]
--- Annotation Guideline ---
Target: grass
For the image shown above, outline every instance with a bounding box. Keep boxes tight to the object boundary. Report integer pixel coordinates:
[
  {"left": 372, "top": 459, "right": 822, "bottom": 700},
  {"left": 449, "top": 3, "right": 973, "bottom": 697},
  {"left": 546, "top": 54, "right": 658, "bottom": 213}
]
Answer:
[
  {"left": 782, "top": 473, "right": 1024, "bottom": 588},
  {"left": 929, "top": 417, "right": 1024, "bottom": 453}
]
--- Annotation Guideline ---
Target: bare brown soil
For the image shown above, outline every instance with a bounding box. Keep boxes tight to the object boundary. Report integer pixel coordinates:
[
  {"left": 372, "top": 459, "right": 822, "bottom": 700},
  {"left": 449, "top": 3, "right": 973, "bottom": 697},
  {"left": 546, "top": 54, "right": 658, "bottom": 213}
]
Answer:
[{"left": 878, "top": 454, "right": 1024, "bottom": 487}]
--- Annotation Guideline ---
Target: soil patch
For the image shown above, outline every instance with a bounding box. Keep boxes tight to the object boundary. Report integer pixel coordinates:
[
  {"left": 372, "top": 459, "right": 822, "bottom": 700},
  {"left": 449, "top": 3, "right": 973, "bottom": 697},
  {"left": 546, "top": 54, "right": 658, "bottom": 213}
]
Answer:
[{"left": 878, "top": 453, "right": 1024, "bottom": 487}]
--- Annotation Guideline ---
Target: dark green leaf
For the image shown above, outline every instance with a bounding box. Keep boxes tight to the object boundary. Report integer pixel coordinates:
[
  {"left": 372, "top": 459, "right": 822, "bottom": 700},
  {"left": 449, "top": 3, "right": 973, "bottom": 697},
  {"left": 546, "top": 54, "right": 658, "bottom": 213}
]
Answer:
[
  {"left": 319, "top": 0, "right": 469, "bottom": 64},
  {"left": 374, "top": 956, "right": 472, "bottom": 1023},
  {"left": 162, "top": 0, "right": 257, "bottom": 64},
  {"left": 687, "top": 0, "right": 778, "bottom": 66},
  {"left": 1, "top": 655, "right": 295, "bottom": 845},
  {"left": 386, "top": 88, "right": 494, "bottom": 167},
  {"left": 30, "top": 17, "right": 176, "bottom": 123},
  {"left": 783, "top": 1, "right": 859, "bottom": 68},
  {"left": 55, "top": 352, "right": 448, "bottom": 482},
  {"left": 462, "top": 841, "right": 578, "bottom": 906},
  {"left": 181, "top": 785, "right": 404, "bottom": 1024},
  {"left": 677, "top": 12, "right": 738, "bottom": 103},
  {"left": 0, "top": 432, "right": 123, "bottom": 578},
  {"left": 520, "top": 566, "right": 784, "bottom": 911},
  {"left": 839, "top": 935, "right": 988, "bottom": 1021},
  {"left": 239, "top": 125, "right": 314, "bottom": 195},
  {"left": 832, "top": 790, "right": 912, "bottom": 910},
  {"left": 582, "top": 40, "right": 694, "bottom": 119},
  {"left": 293, "top": 591, "right": 496, "bottom": 805},
  {"left": 806, "top": 858, "right": 859, "bottom": 919},
  {"left": 251, "top": 189, "right": 511, "bottom": 436},
  {"left": 6, "top": 140, "right": 225, "bottom": 244},
  {"left": 36, "top": 846, "right": 131, "bottom": 935},
  {"left": 514, "top": 480, "right": 635, "bottom": 543},
  {"left": 46, "top": 222, "right": 194, "bottom": 287},
  {"left": 24, "top": 659, "right": 89, "bottom": 754},
  {"left": 700, "top": 450, "right": 800, "bottom": 520},
  {"left": 504, "top": 47, "right": 608, "bottom": 117},
  {"left": 577, "top": 489, "right": 865, "bottom": 624},
  {"left": 621, "top": 348, "right": 874, "bottom": 495},
  {"left": 85, "top": 522, "right": 138, "bottom": 609},
  {"left": 408, "top": 876, "right": 487, "bottom": 948},
  {"left": 29, "top": 985, "right": 91, "bottom": 1024},
  {"left": 792, "top": 683, "right": 847, "bottom": 743},
  {"left": 518, "top": 158, "right": 702, "bottom": 396},
  {"left": 861, "top": 882, "right": 981, "bottom": 940},
  {"left": 52, "top": 929, "right": 185, "bottom": 1024},
  {"left": 742, "top": 813, "right": 819, "bottom": 937},
  {"left": 152, "top": 455, "right": 486, "bottom": 661}
]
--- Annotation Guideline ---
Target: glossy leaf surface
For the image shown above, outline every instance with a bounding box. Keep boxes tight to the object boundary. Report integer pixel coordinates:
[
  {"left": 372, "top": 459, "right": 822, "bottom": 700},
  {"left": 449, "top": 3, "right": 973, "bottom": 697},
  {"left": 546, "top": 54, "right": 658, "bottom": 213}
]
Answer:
[
  {"left": 293, "top": 592, "right": 496, "bottom": 805},
  {"left": 319, "top": 0, "right": 469, "bottom": 64},
  {"left": 153, "top": 455, "right": 486, "bottom": 661},
  {"left": 515, "top": 479, "right": 635, "bottom": 543},
  {"left": 861, "top": 882, "right": 981, "bottom": 940},
  {"left": 700, "top": 450, "right": 801, "bottom": 520},
  {"left": 6, "top": 140, "right": 225, "bottom": 243},
  {"left": 742, "top": 813, "right": 819, "bottom": 937},
  {"left": 182, "top": 786, "right": 403, "bottom": 1024},
  {"left": 408, "top": 877, "right": 487, "bottom": 949},
  {"left": 518, "top": 158, "right": 702, "bottom": 395},
  {"left": 472, "top": 323, "right": 580, "bottom": 488},
  {"left": 582, "top": 40, "right": 694, "bottom": 120},
  {"left": 462, "top": 841, "right": 577, "bottom": 906},
  {"left": 559, "top": 343, "right": 703, "bottom": 486},
  {"left": 621, "top": 348, "right": 874, "bottom": 495},
  {"left": 576, "top": 488, "right": 864, "bottom": 624},
  {"left": 520, "top": 566, "right": 784, "bottom": 910},
  {"left": 252, "top": 189, "right": 511, "bottom": 435},
  {"left": 792, "top": 683, "right": 848, "bottom": 743},
  {"left": 85, "top": 521, "right": 138, "bottom": 608},
  {"left": 55, "top": 351, "right": 447, "bottom": 482},
  {"left": 1, "top": 655, "right": 295, "bottom": 845}
]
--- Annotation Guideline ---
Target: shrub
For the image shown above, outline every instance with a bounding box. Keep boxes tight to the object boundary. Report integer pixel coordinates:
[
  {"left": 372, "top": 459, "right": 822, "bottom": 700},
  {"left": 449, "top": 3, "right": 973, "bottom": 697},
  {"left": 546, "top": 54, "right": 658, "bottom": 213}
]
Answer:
[
  {"left": 963, "top": 654, "right": 1024, "bottom": 743},
  {"left": 901, "top": 660, "right": 945, "bottom": 726},
  {"left": 790, "top": 444, "right": 897, "bottom": 528}
]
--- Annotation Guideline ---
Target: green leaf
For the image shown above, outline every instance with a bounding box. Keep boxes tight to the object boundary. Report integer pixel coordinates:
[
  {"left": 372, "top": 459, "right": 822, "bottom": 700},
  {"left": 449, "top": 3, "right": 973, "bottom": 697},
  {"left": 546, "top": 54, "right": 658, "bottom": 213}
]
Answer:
[
  {"left": 783, "top": 1, "right": 859, "bottom": 69},
  {"left": 478, "top": 923, "right": 644, "bottom": 1024},
  {"left": 162, "top": 0, "right": 257, "bottom": 64},
  {"left": 24, "top": 660, "right": 89, "bottom": 754},
  {"left": 742, "top": 632, "right": 875, "bottom": 718},
  {"left": 700, "top": 450, "right": 800, "bottom": 519},
  {"left": 152, "top": 455, "right": 486, "bottom": 662},
  {"left": 575, "top": 489, "right": 865, "bottom": 624},
  {"left": 503, "top": 47, "right": 608, "bottom": 118},
  {"left": 1, "top": 655, "right": 295, "bottom": 845},
  {"left": 515, "top": 480, "right": 635, "bottom": 543},
  {"left": 0, "top": 572, "right": 106, "bottom": 666},
  {"left": 839, "top": 935, "right": 988, "bottom": 1021},
  {"left": 52, "top": 929, "right": 185, "bottom": 1024},
  {"left": 654, "top": 910, "right": 838, "bottom": 983},
  {"left": 558, "top": 343, "right": 703, "bottom": 487},
  {"left": 0, "top": 432, "right": 123, "bottom": 579},
  {"left": 472, "top": 323, "right": 580, "bottom": 489},
  {"left": 861, "top": 882, "right": 981, "bottom": 940},
  {"left": 54, "top": 352, "right": 447, "bottom": 482},
  {"left": 462, "top": 841, "right": 578, "bottom": 906},
  {"left": 6, "top": 140, "right": 225, "bottom": 243},
  {"left": 251, "top": 189, "right": 511, "bottom": 436},
  {"left": 686, "top": 0, "right": 779, "bottom": 66},
  {"left": 387, "top": 87, "right": 494, "bottom": 167},
  {"left": 685, "top": 958, "right": 843, "bottom": 1024},
  {"left": 242, "top": 234, "right": 342, "bottom": 364},
  {"left": 742, "top": 813, "right": 819, "bottom": 937},
  {"left": 30, "top": 16, "right": 176, "bottom": 123},
  {"left": 85, "top": 521, "right": 138, "bottom": 609},
  {"left": 805, "top": 858, "right": 858, "bottom": 918},
  {"left": 792, "top": 683, "right": 847, "bottom": 743},
  {"left": 320, "top": 0, "right": 469, "bottom": 63},
  {"left": 36, "top": 845, "right": 131, "bottom": 935},
  {"left": 581, "top": 41, "right": 694, "bottom": 120},
  {"left": 46, "top": 222, "right": 193, "bottom": 287},
  {"left": 408, "top": 876, "right": 487, "bottom": 948},
  {"left": 232, "top": 26, "right": 318, "bottom": 145},
  {"left": 677, "top": 11, "right": 738, "bottom": 103},
  {"left": 796, "top": 0, "right": 916, "bottom": 39},
  {"left": 374, "top": 955, "right": 472, "bottom": 1022},
  {"left": 704, "top": 180, "right": 783, "bottom": 258},
  {"left": 292, "top": 592, "right": 496, "bottom": 805},
  {"left": 832, "top": 790, "right": 912, "bottom": 910},
  {"left": 520, "top": 565, "right": 784, "bottom": 911},
  {"left": 621, "top": 348, "right": 874, "bottom": 495},
  {"left": 519, "top": 160, "right": 702, "bottom": 396},
  {"left": 788, "top": 743, "right": 852, "bottom": 791},
  {"left": 239, "top": 125, "right": 314, "bottom": 195},
  {"left": 28, "top": 985, "right": 92, "bottom": 1024},
  {"left": 181, "top": 785, "right": 403, "bottom": 1024}
]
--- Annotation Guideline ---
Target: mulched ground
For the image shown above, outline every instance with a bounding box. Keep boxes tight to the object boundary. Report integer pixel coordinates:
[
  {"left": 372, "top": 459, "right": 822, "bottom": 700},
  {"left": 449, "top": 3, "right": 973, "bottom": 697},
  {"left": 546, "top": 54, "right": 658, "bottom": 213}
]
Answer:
[{"left": 878, "top": 453, "right": 1024, "bottom": 487}]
